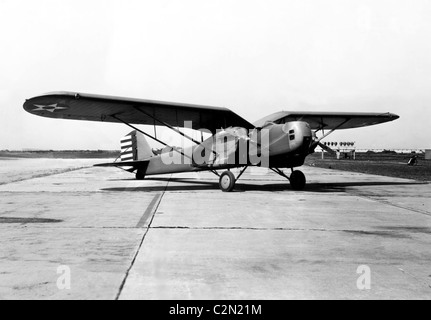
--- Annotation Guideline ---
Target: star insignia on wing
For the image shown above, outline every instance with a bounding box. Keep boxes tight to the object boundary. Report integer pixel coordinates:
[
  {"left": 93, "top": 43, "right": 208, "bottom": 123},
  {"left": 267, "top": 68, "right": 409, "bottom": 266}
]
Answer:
[{"left": 32, "top": 104, "right": 69, "bottom": 113}]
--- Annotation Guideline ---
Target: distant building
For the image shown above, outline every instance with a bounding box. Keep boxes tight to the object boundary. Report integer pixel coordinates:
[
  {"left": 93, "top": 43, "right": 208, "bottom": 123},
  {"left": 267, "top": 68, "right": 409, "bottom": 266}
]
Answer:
[{"left": 426, "top": 150, "right": 431, "bottom": 160}]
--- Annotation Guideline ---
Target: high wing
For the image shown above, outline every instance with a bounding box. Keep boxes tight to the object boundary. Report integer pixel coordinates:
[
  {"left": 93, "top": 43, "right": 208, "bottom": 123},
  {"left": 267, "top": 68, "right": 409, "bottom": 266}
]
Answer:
[
  {"left": 254, "top": 111, "right": 399, "bottom": 130},
  {"left": 23, "top": 92, "right": 254, "bottom": 133}
]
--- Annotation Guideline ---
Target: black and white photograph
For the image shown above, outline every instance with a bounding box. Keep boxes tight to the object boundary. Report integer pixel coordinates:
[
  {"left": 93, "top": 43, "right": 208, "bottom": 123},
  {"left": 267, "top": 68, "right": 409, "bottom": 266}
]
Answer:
[{"left": 0, "top": 0, "right": 430, "bottom": 303}]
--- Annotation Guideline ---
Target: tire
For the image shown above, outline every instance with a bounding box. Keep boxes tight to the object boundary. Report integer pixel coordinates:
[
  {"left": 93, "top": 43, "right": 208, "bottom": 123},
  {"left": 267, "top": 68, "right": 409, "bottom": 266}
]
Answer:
[
  {"left": 290, "top": 170, "right": 306, "bottom": 190},
  {"left": 219, "top": 171, "right": 236, "bottom": 192}
]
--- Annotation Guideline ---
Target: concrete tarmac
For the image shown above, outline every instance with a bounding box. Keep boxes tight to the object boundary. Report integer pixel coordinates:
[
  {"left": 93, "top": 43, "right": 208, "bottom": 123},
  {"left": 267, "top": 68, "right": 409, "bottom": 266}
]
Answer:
[{"left": 0, "top": 159, "right": 430, "bottom": 299}]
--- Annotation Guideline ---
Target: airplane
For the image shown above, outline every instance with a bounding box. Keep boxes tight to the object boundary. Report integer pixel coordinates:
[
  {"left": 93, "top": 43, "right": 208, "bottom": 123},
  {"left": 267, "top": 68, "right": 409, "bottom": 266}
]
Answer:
[{"left": 23, "top": 92, "right": 399, "bottom": 192}]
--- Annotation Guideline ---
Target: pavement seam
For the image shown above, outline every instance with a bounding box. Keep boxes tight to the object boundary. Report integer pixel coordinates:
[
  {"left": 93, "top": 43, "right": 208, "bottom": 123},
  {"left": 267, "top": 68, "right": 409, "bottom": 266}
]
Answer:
[
  {"left": 0, "top": 226, "right": 415, "bottom": 236},
  {"left": 398, "top": 268, "right": 431, "bottom": 290},
  {"left": 148, "top": 226, "right": 413, "bottom": 236},
  {"left": 352, "top": 194, "right": 431, "bottom": 217},
  {"left": 114, "top": 175, "right": 171, "bottom": 300},
  {"left": 135, "top": 194, "right": 163, "bottom": 228}
]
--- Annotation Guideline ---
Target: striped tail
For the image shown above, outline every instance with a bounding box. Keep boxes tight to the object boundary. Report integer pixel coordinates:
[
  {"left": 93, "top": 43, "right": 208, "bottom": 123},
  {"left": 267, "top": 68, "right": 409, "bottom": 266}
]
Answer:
[{"left": 120, "top": 131, "right": 154, "bottom": 161}]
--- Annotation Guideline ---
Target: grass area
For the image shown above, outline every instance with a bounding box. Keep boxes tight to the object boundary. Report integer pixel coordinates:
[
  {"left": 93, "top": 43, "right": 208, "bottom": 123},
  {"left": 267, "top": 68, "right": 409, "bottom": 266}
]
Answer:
[
  {"left": 0, "top": 150, "right": 119, "bottom": 159},
  {"left": 305, "top": 152, "right": 431, "bottom": 182}
]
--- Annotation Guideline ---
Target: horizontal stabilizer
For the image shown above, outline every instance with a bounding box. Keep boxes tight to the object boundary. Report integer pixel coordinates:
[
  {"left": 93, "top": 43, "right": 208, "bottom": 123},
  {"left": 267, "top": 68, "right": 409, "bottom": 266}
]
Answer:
[{"left": 94, "top": 160, "right": 149, "bottom": 168}]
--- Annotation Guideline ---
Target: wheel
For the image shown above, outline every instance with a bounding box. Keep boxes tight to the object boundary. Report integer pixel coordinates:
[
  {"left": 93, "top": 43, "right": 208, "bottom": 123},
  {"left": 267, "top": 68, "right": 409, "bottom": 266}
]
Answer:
[
  {"left": 290, "top": 170, "right": 306, "bottom": 190},
  {"left": 135, "top": 169, "right": 146, "bottom": 180},
  {"left": 219, "top": 171, "right": 236, "bottom": 192}
]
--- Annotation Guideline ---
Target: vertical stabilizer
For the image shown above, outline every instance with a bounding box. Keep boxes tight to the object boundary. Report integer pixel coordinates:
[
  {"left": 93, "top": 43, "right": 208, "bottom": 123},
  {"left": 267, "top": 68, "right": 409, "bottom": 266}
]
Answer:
[{"left": 120, "top": 131, "right": 154, "bottom": 161}]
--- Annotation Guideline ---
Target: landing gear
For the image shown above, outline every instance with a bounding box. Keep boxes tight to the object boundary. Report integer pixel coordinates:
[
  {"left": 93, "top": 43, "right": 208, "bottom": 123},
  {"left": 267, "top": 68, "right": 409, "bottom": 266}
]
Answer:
[
  {"left": 219, "top": 171, "right": 236, "bottom": 192},
  {"left": 218, "top": 167, "right": 248, "bottom": 192},
  {"left": 270, "top": 168, "right": 307, "bottom": 190},
  {"left": 289, "top": 170, "right": 306, "bottom": 190},
  {"left": 217, "top": 167, "right": 305, "bottom": 192}
]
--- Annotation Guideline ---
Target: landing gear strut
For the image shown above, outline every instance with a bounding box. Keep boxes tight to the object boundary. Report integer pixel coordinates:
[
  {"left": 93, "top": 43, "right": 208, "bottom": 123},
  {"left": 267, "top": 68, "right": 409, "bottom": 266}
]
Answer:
[
  {"left": 270, "top": 168, "right": 307, "bottom": 190},
  {"left": 218, "top": 167, "right": 248, "bottom": 192}
]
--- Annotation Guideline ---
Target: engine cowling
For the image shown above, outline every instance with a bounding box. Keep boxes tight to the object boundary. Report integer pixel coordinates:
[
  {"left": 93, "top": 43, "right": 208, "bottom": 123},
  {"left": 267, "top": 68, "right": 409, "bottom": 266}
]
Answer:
[{"left": 260, "top": 121, "right": 312, "bottom": 157}]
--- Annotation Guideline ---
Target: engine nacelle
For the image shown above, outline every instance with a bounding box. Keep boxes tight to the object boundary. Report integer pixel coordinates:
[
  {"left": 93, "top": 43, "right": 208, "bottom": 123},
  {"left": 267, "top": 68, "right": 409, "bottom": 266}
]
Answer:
[{"left": 261, "top": 121, "right": 312, "bottom": 157}]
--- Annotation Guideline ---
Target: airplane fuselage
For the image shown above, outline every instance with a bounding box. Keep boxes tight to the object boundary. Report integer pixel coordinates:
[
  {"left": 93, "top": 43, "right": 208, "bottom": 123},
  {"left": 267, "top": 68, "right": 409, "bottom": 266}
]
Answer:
[{"left": 143, "top": 121, "right": 313, "bottom": 176}]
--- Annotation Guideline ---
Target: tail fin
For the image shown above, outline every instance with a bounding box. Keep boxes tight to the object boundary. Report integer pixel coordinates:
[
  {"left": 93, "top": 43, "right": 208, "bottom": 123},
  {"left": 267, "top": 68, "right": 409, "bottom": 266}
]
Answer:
[{"left": 120, "top": 131, "right": 154, "bottom": 161}]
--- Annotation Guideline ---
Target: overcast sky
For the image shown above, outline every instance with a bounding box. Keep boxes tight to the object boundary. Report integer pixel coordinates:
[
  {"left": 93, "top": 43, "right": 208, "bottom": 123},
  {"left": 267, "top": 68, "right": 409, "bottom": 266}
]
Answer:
[{"left": 1, "top": 0, "right": 430, "bottom": 150}]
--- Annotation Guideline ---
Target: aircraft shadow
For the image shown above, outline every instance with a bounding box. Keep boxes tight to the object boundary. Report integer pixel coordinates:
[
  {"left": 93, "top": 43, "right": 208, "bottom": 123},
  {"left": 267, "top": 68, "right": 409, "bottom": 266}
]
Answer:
[{"left": 100, "top": 178, "right": 424, "bottom": 193}]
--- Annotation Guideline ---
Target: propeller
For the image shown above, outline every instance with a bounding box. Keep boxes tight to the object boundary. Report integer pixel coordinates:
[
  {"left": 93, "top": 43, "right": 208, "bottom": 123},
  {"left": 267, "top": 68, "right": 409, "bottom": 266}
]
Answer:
[
  {"left": 308, "top": 141, "right": 336, "bottom": 155},
  {"left": 317, "top": 142, "right": 336, "bottom": 155}
]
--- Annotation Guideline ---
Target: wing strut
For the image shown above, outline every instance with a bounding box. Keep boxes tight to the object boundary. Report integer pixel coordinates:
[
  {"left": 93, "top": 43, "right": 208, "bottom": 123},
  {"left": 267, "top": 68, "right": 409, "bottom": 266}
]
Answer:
[
  {"left": 133, "top": 106, "right": 203, "bottom": 145},
  {"left": 236, "top": 166, "right": 249, "bottom": 181},
  {"left": 110, "top": 114, "right": 193, "bottom": 161},
  {"left": 314, "top": 118, "right": 351, "bottom": 144},
  {"left": 133, "top": 106, "right": 219, "bottom": 158}
]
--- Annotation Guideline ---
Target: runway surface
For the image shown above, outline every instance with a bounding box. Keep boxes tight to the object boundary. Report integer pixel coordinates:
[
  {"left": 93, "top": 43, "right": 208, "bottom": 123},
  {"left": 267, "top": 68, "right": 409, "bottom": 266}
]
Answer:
[{"left": 0, "top": 159, "right": 430, "bottom": 299}]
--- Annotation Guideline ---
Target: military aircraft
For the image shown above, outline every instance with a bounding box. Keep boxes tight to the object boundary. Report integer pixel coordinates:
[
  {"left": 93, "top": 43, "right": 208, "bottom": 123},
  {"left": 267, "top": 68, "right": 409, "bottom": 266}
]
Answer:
[{"left": 24, "top": 92, "right": 399, "bottom": 192}]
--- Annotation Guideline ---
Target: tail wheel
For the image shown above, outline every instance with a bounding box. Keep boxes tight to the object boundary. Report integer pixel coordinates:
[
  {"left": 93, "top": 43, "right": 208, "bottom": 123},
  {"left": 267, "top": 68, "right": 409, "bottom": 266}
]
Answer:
[
  {"left": 290, "top": 170, "right": 306, "bottom": 190},
  {"left": 219, "top": 171, "right": 236, "bottom": 192},
  {"left": 135, "top": 169, "right": 146, "bottom": 180}
]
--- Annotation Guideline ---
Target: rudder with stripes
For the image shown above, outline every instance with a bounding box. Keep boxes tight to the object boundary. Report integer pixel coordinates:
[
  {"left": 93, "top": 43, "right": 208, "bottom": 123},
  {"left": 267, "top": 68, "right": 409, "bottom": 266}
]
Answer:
[{"left": 120, "top": 131, "right": 154, "bottom": 161}]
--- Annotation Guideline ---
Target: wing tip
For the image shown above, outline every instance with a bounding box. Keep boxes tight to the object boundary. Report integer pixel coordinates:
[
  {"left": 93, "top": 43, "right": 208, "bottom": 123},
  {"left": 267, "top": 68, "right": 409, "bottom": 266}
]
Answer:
[{"left": 389, "top": 113, "right": 400, "bottom": 120}]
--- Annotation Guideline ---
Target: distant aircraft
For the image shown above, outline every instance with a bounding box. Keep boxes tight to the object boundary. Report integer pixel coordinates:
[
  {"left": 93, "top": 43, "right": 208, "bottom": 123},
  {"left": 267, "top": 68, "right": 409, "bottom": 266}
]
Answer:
[{"left": 24, "top": 92, "right": 399, "bottom": 191}]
